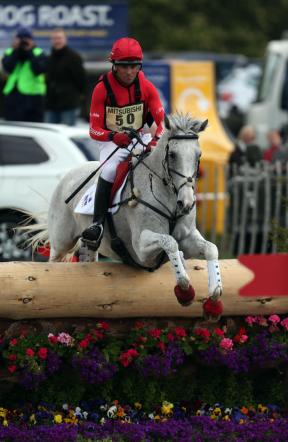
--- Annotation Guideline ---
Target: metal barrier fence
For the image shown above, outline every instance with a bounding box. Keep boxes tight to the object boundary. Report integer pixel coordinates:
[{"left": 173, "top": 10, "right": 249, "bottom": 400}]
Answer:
[{"left": 197, "top": 161, "right": 288, "bottom": 257}]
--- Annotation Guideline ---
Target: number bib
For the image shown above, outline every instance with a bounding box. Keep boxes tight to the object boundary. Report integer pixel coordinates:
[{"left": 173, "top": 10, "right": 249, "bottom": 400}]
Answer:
[{"left": 105, "top": 103, "right": 144, "bottom": 132}]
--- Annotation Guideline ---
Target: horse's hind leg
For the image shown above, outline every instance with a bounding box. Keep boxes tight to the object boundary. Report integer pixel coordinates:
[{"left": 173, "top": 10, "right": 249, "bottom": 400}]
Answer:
[
  {"left": 136, "top": 229, "right": 195, "bottom": 306},
  {"left": 49, "top": 246, "right": 66, "bottom": 262}
]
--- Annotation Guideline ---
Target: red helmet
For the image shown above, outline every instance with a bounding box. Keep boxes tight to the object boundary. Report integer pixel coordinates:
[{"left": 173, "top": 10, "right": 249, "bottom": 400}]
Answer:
[{"left": 110, "top": 37, "right": 143, "bottom": 64}]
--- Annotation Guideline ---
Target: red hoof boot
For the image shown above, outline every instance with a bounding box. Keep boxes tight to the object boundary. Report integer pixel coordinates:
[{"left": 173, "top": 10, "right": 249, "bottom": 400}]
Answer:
[
  {"left": 174, "top": 284, "right": 195, "bottom": 306},
  {"left": 203, "top": 298, "right": 223, "bottom": 321}
]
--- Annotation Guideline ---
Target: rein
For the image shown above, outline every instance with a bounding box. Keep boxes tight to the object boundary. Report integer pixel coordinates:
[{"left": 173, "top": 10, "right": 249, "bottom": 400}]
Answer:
[{"left": 112, "top": 130, "right": 199, "bottom": 232}]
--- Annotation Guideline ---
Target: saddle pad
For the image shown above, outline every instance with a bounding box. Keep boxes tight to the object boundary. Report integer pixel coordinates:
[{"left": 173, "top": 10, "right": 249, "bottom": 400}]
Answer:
[{"left": 74, "top": 174, "right": 129, "bottom": 215}]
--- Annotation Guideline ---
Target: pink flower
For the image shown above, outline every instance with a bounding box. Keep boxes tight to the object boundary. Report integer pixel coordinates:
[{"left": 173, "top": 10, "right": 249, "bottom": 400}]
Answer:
[
  {"left": 281, "top": 318, "right": 288, "bottom": 330},
  {"left": 220, "top": 338, "right": 234, "bottom": 351},
  {"left": 98, "top": 321, "right": 109, "bottom": 330},
  {"left": 26, "top": 348, "right": 35, "bottom": 357},
  {"left": 194, "top": 328, "right": 211, "bottom": 342},
  {"left": 174, "top": 327, "right": 187, "bottom": 338},
  {"left": 256, "top": 316, "right": 268, "bottom": 326},
  {"left": 8, "top": 365, "right": 17, "bottom": 373},
  {"left": 119, "top": 349, "right": 139, "bottom": 367},
  {"left": 245, "top": 316, "right": 256, "bottom": 326},
  {"left": 10, "top": 338, "right": 17, "bottom": 346},
  {"left": 57, "top": 332, "right": 73, "bottom": 346},
  {"left": 79, "top": 339, "right": 90, "bottom": 349},
  {"left": 8, "top": 354, "right": 17, "bottom": 361},
  {"left": 149, "top": 328, "right": 162, "bottom": 339},
  {"left": 268, "top": 315, "right": 281, "bottom": 325},
  {"left": 214, "top": 328, "right": 225, "bottom": 337},
  {"left": 240, "top": 334, "right": 248, "bottom": 343},
  {"left": 38, "top": 347, "right": 48, "bottom": 360},
  {"left": 48, "top": 333, "right": 58, "bottom": 344}
]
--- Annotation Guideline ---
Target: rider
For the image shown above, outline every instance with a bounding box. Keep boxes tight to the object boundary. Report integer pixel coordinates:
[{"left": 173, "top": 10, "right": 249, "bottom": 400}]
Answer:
[{"left": 82, "top": 37, "right": 165, "bottom": 249}]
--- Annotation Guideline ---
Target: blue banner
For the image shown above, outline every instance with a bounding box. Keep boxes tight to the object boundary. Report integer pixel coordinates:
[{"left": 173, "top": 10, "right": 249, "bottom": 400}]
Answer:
[
  {"left": 0, "top": 2, "right": 128, "bottom": 54},
  {"left": 143, "top": 62, "right": 171, "bottom": 114}
]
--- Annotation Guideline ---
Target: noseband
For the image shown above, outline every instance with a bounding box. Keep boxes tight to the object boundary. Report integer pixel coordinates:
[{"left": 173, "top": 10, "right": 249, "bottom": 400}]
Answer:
[{"left": 163, "top": 133, "right": 201, "bottom": 194}]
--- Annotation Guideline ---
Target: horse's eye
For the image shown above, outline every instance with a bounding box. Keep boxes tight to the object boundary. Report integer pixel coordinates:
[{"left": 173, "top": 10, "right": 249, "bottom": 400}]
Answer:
[{"left": 169, "top": 152, "right": 176, "bottom": 160}]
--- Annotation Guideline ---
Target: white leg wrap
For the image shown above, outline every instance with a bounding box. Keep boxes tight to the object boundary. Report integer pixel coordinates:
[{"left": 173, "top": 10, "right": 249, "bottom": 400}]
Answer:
[
  {"left": 168, "top": 250, "right": 190, "bottom": 289},
  {"left": 207, "top": 259, "right": 222, "bottom": 299},
  {"left": 179, "top": 250, "right": 187, "bottom": 269},
  {"left": 78, "top": 244, "right": 97, "bottom": 262}
]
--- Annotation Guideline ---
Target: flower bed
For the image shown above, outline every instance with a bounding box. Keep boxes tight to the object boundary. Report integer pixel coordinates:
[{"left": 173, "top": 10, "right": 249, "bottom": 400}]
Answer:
[{"left": 1, "top": 315, "right": 288, "bottom": 439}]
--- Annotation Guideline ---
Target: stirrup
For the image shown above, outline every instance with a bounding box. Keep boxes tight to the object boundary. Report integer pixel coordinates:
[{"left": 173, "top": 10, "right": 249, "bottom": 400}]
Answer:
[{"left": 81, "top": 224, "right": 104, "bottom": 251}]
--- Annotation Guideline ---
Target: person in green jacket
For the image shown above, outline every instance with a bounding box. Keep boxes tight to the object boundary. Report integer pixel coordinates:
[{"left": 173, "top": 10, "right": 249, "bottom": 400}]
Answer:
[{"left": 2, "top": 27, "right": 47, "bottom": 122}]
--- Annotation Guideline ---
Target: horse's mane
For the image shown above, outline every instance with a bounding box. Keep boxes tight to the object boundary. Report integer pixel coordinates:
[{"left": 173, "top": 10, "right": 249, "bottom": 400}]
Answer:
[{"left": 168, "top": 112, "right": 205, "bottom": 135}]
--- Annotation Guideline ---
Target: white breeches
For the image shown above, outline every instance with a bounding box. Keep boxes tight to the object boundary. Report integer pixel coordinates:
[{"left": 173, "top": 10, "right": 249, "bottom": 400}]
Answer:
[{"left": 97, "top": 132, "right": 152, "bottom": 183}]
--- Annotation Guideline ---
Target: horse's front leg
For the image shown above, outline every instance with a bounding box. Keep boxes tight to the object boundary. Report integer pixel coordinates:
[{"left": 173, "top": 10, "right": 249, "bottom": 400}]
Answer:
[
  {"left": 136, "top": 229, "right": 195, "bottom": 306},
  {"left": 179, "top": 228, "right": 223, "bottom": 319}
]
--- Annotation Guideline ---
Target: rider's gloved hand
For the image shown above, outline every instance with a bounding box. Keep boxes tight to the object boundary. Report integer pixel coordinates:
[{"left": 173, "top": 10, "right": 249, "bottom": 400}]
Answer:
[
  {"left": 110, "top": 131, "right": 131, "bottom": 148},
  {"left": 147, "top": 136, "right": 159, "bottom": 151}
]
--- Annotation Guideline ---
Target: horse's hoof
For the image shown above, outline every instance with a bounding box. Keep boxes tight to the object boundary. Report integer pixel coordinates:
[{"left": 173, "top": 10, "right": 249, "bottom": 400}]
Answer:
[
  {"left": 202, "top": 298, "right": 223, "bottom": 321},
  {"left": 174, "top": 284, "right": 195, "bottom": 306}
]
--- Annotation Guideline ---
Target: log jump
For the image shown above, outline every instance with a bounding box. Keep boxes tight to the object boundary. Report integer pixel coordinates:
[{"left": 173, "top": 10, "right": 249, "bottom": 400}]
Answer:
[{"left": 0, "top": 259, "right": 287, "bottom": 320}]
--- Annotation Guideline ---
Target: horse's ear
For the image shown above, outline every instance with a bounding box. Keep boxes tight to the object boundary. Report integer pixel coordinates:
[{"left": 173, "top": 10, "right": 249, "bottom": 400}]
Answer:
[
  {"left": 164, "top": 114, "right": 171, "bottom": 130},
  {"left": 199, "top": 119, "right": 208, "bottom": 132}
]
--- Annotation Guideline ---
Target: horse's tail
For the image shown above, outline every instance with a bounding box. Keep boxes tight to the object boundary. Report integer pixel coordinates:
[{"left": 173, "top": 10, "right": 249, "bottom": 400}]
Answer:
[{"left": 15, "top": 211, "right": 49, "bottom": 256}]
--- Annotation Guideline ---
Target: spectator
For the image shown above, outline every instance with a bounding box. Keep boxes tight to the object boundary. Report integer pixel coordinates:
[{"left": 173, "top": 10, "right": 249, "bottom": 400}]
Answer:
[
  {"left": 263, "top": 130, "right": 282, "bottom": 162},
  {"left": 228, "top": 125, "right": 262, "bottom": 169},
  {"left": 1, "top": 27, "right": 47, "bottom": 122},
  {"left": 45, "top": 29, "right": 86, "bottom": 126}
]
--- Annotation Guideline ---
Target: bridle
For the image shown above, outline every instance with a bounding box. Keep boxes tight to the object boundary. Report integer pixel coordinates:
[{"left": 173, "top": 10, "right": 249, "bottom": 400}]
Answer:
[{"left": 163, "top": 133, "right": 201, "bottom": 195}]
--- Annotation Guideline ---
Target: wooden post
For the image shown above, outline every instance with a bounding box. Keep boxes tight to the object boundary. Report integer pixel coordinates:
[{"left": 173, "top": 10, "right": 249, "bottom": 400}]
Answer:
[{"left": 0, "top": 259, "right": 287, "bottom": 320}]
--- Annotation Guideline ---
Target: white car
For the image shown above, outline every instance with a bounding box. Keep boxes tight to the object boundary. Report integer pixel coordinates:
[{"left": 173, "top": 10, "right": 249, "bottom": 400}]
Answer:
[
  {"left": 0, "top": 121, "right": 99, "bottom": 261},
  {"left": 217, "top": 64, "right": 262, "bottom": 119}
]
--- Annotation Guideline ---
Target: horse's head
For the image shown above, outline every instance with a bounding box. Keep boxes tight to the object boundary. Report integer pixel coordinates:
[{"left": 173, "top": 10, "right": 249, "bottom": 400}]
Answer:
[{"left": 160, "top": 113, "right": 208, "bottom": 215}]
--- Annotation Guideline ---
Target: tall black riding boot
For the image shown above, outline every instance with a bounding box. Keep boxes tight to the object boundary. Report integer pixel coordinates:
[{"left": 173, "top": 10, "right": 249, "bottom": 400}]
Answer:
[{"left": 82, "top": 177, "right": 113, "bottom": 250}]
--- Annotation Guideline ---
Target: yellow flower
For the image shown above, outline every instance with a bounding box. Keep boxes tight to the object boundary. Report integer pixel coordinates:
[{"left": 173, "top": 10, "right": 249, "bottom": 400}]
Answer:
[
  {"left": 154, "top": 415, "right": 161, "bottom": 421},
  {"left": 239, "top": 419, "right": 245, "bottom": 424},
  {"left": 0, "top": 408, "right": 6, "bottom": 418},
  {"left": 134, "top": 402, "right": 142, "bottom": 410},
  {"left": 161, "top": 401, "right": 174, "bottom": 416},
  {"left": 2, "top": 419, "right": 8, "bottom": 427},
  {"left": 213, "top": 407, "right": 222, "bottom": 416},
  {"left": 29, "top": 414, "right": 36, "bottom": 424},
  {"left": 210, "top": 414, "right": 217, "bottom": 420},
  {"left": 64, "top": 417, "right": 78, "bottom": 425},
  {"left": 223, "top": 415, "right": 230, "bottom": 421},
  {"left": 54, "top": 414, "right": 62, "bottom": 424},
  {"left": 196, "top": 410, "right": 201, "bottom": 416}
]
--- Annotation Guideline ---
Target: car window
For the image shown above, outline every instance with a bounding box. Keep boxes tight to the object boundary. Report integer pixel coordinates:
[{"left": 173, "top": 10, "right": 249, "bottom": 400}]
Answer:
[
  {"left": 257, "top": 53, "right": 281, "bottom": 102},
  {"left": 0, "top": 135, "right": 49, "bottom": 165},
  {"left": 71, "top": 136, "right": 99, "bottom": 161}
]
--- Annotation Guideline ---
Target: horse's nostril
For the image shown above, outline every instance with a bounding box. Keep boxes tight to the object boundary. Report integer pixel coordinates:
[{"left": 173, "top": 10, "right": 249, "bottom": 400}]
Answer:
[{"left": 177, "top": 201, "right": 183, "bottom": 210}]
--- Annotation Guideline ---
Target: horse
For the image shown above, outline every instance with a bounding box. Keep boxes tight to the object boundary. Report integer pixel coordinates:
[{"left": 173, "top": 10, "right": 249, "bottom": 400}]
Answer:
[{"left": 36, "top": 113, "right": 223, "bottom": 319}]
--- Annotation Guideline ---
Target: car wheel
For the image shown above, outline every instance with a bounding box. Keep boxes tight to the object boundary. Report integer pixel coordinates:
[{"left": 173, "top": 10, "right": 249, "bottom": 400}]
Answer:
[{"left": 0, "top": 211, "right": 47, "bottom": 262}]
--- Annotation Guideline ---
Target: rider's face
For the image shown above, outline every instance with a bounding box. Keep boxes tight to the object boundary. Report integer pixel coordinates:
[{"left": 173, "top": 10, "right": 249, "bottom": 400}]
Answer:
[{"left": 114, "top": 64, "right": 141, "bottom": 86}]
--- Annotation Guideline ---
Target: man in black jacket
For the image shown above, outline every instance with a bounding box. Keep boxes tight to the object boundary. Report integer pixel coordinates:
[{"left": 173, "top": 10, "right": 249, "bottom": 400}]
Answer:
[{"left": 45, "top": 29, "right": 86, "bottom": 126}]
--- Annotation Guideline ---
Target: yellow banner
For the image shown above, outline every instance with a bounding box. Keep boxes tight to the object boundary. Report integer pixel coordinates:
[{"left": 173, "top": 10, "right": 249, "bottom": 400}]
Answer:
[
  {"left": 171, "top": 61, "right": 233, "bottom": 164},
  {"left": 171, "top": 61, "right": 233, "bottom": 233}
]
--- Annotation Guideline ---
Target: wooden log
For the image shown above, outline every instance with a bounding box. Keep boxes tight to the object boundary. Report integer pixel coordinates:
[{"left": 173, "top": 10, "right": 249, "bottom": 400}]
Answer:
[{"left": 0, "top": 259, "right": 287, "bottom": 320}]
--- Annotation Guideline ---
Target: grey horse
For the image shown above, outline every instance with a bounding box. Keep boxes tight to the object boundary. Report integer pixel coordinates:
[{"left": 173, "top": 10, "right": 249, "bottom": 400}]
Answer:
[{"left": 45, "top": 113, "right": 223, "bottom": 317}]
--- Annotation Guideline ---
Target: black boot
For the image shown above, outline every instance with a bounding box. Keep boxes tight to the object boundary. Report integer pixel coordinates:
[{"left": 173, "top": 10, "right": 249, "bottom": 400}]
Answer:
[{"left": 82, "top": 177, "right": 113, "bottom": 250}]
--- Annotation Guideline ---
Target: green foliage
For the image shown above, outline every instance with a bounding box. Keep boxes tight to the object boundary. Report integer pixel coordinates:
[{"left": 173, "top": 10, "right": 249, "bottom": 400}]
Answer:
[{"left": 128, "top": 0, "right": 288, "bottom": 57}]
